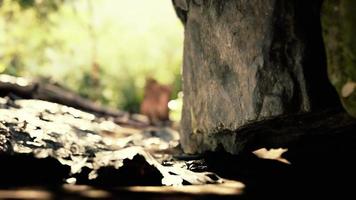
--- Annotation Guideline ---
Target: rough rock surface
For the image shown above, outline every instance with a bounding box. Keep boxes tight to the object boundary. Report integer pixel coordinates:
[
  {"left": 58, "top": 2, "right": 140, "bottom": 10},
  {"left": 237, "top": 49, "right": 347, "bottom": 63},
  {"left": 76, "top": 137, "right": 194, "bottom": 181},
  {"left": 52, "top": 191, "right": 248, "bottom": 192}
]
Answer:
[{"left": 174, "top": 0, "right": 340, "bottom": 153}]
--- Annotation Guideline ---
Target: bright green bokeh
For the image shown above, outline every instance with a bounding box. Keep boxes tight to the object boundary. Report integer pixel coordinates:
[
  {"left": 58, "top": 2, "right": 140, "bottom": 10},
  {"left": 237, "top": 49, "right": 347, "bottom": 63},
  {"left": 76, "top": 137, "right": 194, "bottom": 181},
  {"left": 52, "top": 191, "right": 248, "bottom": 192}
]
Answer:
[{"left": 0, "top": 0, "right": 183, "bottom": 114}]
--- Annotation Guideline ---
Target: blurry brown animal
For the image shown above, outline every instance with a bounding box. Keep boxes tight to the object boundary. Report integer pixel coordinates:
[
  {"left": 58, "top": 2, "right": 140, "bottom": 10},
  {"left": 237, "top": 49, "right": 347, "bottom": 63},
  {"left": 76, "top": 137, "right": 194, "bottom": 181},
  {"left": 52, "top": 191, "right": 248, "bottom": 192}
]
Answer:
[{"left": 140, "top": 78, "right": 171, "bottom": 124}]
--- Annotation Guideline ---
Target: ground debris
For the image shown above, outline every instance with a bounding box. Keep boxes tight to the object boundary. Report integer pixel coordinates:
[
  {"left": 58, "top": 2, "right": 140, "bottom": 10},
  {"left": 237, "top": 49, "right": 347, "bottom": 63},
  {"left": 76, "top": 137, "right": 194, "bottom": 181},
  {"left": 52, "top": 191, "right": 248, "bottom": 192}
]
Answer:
[{"left": 0, "top": 97, "right": 226, "bottom": 188}]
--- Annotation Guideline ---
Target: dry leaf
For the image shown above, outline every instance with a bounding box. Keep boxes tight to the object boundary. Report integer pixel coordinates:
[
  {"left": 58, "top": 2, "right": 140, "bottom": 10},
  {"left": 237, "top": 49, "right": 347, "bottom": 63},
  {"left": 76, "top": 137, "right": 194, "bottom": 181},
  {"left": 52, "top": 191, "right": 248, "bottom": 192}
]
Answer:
[
  {"left": 341, "top": 81, "right": 356, "bottom": 98},
  {"left": 253, "top": 148, "right": 290, "bottom": 164}
]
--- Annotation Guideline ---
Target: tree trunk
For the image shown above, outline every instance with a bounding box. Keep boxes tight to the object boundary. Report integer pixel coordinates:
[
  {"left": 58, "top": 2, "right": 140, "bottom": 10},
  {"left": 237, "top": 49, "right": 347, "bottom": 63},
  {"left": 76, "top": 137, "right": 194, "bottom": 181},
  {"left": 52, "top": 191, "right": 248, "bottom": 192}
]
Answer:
[{"left": 173, "top": 0, "right": 341, "bottom": 154}]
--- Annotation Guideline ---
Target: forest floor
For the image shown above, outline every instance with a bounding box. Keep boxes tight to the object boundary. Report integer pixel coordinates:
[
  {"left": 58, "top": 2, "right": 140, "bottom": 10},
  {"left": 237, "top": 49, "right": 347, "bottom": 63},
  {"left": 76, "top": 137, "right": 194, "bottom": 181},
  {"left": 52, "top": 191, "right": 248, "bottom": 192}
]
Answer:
[{"left": 0, "top": 75, "right": 356, "bottom": 199}]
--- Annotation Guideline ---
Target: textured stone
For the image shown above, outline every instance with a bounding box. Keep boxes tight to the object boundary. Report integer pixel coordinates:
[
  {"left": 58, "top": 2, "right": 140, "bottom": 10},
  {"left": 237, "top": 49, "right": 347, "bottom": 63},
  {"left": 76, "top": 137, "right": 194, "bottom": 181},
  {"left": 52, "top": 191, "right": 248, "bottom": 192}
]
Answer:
[{"left": 174, "top": 0, "right": 340, "bottom": 154}]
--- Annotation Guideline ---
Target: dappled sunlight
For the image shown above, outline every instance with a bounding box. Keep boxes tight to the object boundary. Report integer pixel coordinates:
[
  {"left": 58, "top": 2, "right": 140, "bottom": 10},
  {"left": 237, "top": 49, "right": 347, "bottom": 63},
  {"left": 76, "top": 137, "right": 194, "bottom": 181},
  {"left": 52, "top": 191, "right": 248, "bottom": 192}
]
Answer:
[
  {"left": 126, "top": 180, "right": 245, "bottom": 196},
  {"left": 0, "top": 97, "right": 226, "bottom": 188},
  {"left": 0, "top": 0, "right": 355, "bottom": 199},
  {"left": 0, "top": 0, "right": 183, "bottom": 115},
  {"left": 0, "top": 74, "right": 29, "bottom": 87},
  {"left": 253, "top": 148, "right": 291, "bottom": 164},
  {"left": 62, "top": 184, "right": 112, "bottom": 198},
  {"left": 168, "top": 91, "right": 183, "bottom": 122},
  {"left": 0, "top": 188, "right": 53, "bottom": 199}
]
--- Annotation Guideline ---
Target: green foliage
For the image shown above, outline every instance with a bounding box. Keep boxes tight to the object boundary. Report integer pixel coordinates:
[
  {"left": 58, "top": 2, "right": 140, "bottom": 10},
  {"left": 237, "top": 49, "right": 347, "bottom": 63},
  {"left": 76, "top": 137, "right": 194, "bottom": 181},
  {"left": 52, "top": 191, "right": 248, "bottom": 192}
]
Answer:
[
  {"left": 0, "top": 0, "right": 183, "bottom": 116},
  {"left": 322, "top": 0, "right": 356, "bottom": 117}
]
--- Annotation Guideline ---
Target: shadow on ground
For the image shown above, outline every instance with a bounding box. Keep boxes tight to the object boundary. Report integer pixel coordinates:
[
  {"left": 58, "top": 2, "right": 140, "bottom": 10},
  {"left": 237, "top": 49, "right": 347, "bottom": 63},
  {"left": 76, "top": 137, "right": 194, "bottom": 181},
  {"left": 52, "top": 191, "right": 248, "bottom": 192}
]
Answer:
[{"left": 205, "top": 127, "right": 356, "bottom": 199}]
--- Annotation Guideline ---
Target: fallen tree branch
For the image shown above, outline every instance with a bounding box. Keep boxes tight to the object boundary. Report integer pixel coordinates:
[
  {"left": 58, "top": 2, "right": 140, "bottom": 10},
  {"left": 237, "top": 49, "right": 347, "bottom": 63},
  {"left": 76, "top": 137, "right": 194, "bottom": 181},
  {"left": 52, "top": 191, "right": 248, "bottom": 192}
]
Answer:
[{"left": 0, "top": 74, "right": 126, "bottom": 118}]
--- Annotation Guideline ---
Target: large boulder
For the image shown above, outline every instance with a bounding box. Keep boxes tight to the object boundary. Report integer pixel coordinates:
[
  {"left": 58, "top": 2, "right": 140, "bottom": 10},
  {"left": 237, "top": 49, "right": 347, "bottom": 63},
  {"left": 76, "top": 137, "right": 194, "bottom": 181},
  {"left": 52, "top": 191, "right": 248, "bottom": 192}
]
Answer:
[{"left": 173, "top": 0, "right": 340, "bottom": 154}]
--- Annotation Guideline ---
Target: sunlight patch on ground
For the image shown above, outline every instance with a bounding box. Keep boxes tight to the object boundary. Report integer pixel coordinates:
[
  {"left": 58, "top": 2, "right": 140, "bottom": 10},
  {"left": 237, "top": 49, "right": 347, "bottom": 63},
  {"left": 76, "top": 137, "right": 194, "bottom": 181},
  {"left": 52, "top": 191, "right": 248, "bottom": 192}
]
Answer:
[
  {"left": 126, "top": 179, "right": 244, "bottom": 196},
  {"left": 0, "top": 188, "right": 53, "bottom": 199},
  {"left": 253, "top": 148, "right": 291, "bottom": 164}
]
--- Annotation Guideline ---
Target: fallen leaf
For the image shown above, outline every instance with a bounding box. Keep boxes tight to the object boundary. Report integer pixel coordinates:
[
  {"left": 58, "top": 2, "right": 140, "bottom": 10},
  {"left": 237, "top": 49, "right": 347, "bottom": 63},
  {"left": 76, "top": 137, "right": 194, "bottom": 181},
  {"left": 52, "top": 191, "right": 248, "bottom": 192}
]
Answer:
[
  {"left": 253, "top": 148, "right": 290, "bottom": 164},
  {"left": 341, "top": 81, "right": 356, "bottom": 98}
]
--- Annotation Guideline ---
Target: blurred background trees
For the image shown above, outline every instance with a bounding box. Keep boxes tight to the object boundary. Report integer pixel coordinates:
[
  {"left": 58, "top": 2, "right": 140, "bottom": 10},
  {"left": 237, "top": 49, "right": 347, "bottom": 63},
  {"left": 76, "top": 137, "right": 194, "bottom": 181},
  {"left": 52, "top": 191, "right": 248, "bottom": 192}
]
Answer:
[{"left": 0, "top": 0, "right": 183, "bottom": 119}]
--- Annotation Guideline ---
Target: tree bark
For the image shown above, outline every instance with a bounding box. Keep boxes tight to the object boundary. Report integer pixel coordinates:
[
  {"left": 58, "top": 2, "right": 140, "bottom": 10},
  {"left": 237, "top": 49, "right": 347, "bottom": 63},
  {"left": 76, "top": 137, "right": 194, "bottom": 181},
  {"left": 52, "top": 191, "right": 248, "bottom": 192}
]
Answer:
[{"left": 173, "top": 0, "right": 341, "bottom": 154}]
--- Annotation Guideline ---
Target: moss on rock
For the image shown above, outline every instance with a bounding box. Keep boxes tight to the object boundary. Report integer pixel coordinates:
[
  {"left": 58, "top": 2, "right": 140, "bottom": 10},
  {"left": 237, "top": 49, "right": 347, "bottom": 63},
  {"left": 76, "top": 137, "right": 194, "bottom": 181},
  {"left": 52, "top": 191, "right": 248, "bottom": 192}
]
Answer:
[{"left": 322, "top": 0, "right": 356, "bottom": 117}]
